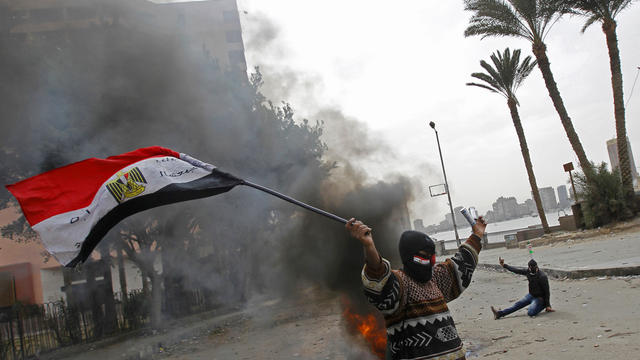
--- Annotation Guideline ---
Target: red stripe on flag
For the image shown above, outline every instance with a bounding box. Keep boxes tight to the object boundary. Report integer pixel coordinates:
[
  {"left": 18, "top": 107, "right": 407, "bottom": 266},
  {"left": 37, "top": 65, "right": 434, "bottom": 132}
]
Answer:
[{"left": 6, "top": 146, "right": 180, "bottom": 226}]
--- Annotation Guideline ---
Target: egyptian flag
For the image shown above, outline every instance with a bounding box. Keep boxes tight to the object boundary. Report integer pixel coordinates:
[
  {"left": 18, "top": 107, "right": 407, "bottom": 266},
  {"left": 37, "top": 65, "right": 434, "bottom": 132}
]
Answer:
[{"left": 6, "top": 146, "right": 243, "bottom": 267}]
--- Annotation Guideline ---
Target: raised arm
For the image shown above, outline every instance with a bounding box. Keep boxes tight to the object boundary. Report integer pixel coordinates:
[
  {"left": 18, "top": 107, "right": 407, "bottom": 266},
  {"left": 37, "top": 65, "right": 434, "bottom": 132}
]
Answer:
[
  {"left": 499, "top": 257, "right": 528, "bottom": 276},
  {"left": 346, "top": 218, "right": 381, "bottom": 271},
  {"left": 346, "top": 218, "right": 402, "bottom": 314},
  {"left": 434, "top": 216, "right": 487, "bottom": 302}
]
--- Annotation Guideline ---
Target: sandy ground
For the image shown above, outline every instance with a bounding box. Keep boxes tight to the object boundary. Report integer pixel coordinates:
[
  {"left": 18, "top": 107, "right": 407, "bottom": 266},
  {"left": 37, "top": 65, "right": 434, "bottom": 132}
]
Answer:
[
  {"left": 452, "top": 269, "right": 640, "bottom": 359},
  {"left": 61, "top": 267, "right": 640, "bottom": 360}
]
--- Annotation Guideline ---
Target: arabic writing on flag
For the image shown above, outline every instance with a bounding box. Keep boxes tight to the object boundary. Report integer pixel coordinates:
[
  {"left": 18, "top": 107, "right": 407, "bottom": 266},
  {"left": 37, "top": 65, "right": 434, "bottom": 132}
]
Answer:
[{"left": 6, "top": 146, "right": 243, "bottom": 267}]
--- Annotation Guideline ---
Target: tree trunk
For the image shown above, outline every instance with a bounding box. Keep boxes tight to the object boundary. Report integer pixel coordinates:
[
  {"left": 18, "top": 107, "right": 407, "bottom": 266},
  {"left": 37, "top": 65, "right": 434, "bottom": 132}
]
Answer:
[
  {"left": 117, "top": 246, "right": 128, "bottom": 303},
  {"left": 508, "top": 98, "right": 550, "bottom": 233},
  {"left": 141, "top": 270, "right": 150, "bottom": 295},
  {"left": 85, "top": 262, "right": 103, "bottom": 338},
  {"left": 150, "top": 269, "right": 163, "bottom": 329},
  {"left": 603, "top": 19, "right": 635, "bottom": 213},
  {"left": 98, "top": 251, "right": 118, "bottom": 335},
  {"left": 532, "top": 40, "right": 594, "bottom": 183}
]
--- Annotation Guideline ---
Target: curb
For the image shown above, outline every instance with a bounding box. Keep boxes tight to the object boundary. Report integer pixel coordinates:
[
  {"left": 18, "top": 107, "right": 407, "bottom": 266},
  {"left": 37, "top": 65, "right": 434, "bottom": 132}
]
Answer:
[{"left": 478, "top": 263, "right": 640, "bottom": 279}]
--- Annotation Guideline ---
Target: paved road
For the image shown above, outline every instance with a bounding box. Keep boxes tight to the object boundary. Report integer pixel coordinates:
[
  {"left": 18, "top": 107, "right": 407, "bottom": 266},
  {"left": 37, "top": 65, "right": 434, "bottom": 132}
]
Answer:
[
  {"left": 45, "top": 223, "right": 640, "bottom": 360},
  {"left": 55, "top": 270, "right": 639, "bottom": 360}
]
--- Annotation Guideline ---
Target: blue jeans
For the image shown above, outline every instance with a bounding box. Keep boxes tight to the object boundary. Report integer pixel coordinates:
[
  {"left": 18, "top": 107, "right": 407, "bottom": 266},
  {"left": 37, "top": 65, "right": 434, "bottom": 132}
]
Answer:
[{"left": 498, "top": 293, "right": 545, "bottom": 318}]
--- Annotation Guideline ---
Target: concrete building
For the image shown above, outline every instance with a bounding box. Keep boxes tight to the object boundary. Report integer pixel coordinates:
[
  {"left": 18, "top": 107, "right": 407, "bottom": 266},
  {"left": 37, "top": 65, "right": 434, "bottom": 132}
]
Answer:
[
  {"left": 539, "top": 187, "right": 558, "bottom": 212},
  {"left": 444, "top": 213, "right": 453, "bottom": 229},
  {"left": 607, "top": 137, "right": 639, "bottom": 188},
  {"left": 0, "top": 0, "right": 246, "bottom": 72},
  {"left": 516, "top": 202, "right": 530, "bottom": 217},
  {"left": 453, "top": 206, "right": 467, "bottom": 228},
  {"left": 492, "top": 196, "right": 519, "bottom": 221},
  {"left": 524, "top": 198, "right": 537, "bottom": 214},
  {"left": 557, "top": 185, "right": 570, "bottom": 209}
]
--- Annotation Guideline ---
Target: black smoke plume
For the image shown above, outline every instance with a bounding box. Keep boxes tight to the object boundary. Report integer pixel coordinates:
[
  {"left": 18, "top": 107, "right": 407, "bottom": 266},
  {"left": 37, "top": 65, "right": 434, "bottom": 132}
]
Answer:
[{"left": 0, "top": 1, "right": 432, "bottom": 325}]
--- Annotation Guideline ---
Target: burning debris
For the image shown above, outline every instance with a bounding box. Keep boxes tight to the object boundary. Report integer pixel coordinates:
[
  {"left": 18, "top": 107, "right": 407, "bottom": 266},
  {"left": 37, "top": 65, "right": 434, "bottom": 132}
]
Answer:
[{"left": 341, "top": 297, "right": 387, "bottom": 359}]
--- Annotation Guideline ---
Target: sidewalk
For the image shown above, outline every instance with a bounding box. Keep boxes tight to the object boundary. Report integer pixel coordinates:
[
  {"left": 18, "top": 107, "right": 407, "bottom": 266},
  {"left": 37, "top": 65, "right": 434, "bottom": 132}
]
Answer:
[{"left": 442, "top": 218, "right": 640, "bottom": 279}]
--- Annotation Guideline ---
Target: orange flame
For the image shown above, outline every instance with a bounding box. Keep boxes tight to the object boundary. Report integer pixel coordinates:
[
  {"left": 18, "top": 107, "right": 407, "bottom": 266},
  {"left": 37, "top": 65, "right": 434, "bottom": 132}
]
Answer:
[{"left": 341, "top": 297, "right": 387, "bottom": 359}]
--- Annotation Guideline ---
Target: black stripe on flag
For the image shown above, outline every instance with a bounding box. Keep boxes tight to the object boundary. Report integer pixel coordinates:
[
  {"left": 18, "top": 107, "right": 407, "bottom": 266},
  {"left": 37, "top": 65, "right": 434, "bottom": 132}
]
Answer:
[{"left": 67, "top": 169, "right": 243, "bottom": 267}]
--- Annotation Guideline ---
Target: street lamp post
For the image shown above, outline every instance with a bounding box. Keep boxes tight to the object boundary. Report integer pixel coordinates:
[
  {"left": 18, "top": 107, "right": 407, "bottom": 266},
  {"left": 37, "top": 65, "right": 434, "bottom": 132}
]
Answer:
[{"left": 429, "top": 121, "right": 461, "bottom": 247}]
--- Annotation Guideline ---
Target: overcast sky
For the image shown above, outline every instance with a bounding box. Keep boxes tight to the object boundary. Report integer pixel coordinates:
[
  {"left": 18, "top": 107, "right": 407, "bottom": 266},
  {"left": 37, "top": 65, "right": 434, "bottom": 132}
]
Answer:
[{"left": 230, "top": 1, "right": 640, "bottom": 226}]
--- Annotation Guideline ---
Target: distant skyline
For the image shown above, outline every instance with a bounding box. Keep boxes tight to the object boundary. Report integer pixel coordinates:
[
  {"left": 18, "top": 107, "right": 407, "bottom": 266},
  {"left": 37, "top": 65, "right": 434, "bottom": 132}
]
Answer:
[
  {"left": 423, "top": 184, "right": 571, "bottom": 229},
  {"left": 176, "top": 1, "right": 639, "bottom": 225}
]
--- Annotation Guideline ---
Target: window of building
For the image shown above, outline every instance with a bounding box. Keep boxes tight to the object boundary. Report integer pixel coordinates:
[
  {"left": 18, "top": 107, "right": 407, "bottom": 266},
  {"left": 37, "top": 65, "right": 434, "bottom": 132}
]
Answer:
[{"left": 225, "top": 30, "right": 242, "bottom": 43}]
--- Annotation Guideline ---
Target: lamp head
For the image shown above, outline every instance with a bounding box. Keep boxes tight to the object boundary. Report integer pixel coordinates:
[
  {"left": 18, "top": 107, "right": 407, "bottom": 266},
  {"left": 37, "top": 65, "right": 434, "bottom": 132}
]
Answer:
[{"left": 429, "top": 121, "right": 435, "bottom": 129}]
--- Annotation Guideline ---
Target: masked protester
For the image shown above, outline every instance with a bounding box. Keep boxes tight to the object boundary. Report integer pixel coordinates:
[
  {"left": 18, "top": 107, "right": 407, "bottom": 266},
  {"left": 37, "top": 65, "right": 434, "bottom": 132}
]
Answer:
[
  {"left": 490, "top": 258, "right": 554, "bottom": 319},
  {"left": 346, "top": 217, "right": 487, "bottom": 360}
]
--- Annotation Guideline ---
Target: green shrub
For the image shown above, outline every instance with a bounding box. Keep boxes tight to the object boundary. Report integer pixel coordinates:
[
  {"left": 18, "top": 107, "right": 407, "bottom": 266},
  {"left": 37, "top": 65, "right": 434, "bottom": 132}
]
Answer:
[{"left": 575, "top": 162, "right": 631, "bottom": 228}]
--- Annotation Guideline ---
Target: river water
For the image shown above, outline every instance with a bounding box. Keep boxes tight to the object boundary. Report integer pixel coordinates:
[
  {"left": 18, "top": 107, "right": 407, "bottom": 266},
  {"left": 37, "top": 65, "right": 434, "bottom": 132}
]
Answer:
[{"left": 429, "top": 210, "right": 572, "bottom": 249}]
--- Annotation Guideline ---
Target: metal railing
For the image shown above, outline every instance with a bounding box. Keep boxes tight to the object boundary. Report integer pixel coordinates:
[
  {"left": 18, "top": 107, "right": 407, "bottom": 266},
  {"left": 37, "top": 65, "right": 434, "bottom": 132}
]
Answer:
[{"left": 0, "top": 288, "right": 212, "bottom": 360}]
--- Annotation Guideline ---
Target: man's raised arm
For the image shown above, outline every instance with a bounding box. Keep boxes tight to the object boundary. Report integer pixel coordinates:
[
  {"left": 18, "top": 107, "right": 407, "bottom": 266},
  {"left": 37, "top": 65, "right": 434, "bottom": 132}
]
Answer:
[
  {"left": 433, "top": 217, "right": 487, "bottom": 302},
  {"left": 346, "top": 218, "right": 401, "bottom": 315},
  {"left": 499, "top": 257, "right": 528, "bottom": 275}
]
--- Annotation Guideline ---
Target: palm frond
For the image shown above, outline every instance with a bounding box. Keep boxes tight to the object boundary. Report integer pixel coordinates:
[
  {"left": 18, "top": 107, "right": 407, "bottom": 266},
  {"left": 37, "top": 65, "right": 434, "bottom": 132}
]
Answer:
[
  {"left": 611, "top": 0, "right": 635, "bottom": 18},
  {"left": 536, "top": 0, "right": 574, "bottom": 40},
  {"left": 581, "top": 14, "right": 601, "bottom": 32},
  {"left": 490, "top": 50, "right": 514, "bottom": 92},
  {"left": 514, "top": 54, "right": 537, "bottom": 90},
  {"left": 567, "top": 0, "right": 636, "bottom": 28},
  {"left": 470, "top": 71, "right": 504, "bottom": 92},
  {"left": 464, "top": 0, "right": 533, "bottom": 40},
  {"left": 466, "top": 81, "right": 503, "bottom": 96},
  {"left": 467, "top": 47, "right": 537, "bottom": 105}
]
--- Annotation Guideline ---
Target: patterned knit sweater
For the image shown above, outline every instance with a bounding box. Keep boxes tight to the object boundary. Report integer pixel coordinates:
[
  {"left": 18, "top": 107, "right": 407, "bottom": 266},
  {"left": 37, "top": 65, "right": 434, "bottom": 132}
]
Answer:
[{"left": 361, "top": 234, "right": 482, "bottom": 360}]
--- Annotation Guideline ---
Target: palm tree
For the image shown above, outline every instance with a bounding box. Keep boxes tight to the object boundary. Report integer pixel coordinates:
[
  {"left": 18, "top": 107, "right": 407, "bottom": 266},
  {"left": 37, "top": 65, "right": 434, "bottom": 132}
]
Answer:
[
  {"left": 464, "top": 0, "right": 595, "bottom": 184},
  {"left": 467, "top": 48, "right": 550, "bottom": 233},
  {"left": 566, "top": 0, "right": 637, "bottom": 212}
]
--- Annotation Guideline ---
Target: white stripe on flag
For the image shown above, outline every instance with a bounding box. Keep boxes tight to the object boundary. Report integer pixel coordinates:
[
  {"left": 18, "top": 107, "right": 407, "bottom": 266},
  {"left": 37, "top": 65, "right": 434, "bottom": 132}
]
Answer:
[{"left": 33, "top": 155, "right": 212, "bottom": 266}]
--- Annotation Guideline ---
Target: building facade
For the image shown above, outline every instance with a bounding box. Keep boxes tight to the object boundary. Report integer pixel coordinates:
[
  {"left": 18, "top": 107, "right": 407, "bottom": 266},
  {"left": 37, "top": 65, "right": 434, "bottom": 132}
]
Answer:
[
  {"left": 557, "top": 185, "right": 570, "bottom": 209},
  {"left": 538, "top": 187, "right": 558, "bottom": 212},
  {"left": 607, "top": 137, "right": 639, "bottom": 188},
  {"left": 0, "top": 0, "right": 246, "bottom": 72},
  {"left": 491, "top": 196, "right": 519, "bottom": 222}
]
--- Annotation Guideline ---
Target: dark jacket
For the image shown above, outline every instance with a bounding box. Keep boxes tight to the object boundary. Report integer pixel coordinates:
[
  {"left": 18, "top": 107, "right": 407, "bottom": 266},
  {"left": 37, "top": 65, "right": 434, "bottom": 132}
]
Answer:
[{"left": 503, "top": 264, "right": 551, "bottom": 307}]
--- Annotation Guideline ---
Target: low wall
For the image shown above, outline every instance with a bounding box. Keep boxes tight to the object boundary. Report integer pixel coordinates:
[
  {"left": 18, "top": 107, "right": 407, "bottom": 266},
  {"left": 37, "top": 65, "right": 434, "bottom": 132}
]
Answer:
[{"left": 437, "top": 215, "right": 581, "bottom": 254}]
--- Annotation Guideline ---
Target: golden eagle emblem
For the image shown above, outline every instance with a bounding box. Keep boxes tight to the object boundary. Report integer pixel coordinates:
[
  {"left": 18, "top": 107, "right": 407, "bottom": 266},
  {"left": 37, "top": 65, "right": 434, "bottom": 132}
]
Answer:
[{"left": 106, "top": 167, "right": 147, "bottom": 203}]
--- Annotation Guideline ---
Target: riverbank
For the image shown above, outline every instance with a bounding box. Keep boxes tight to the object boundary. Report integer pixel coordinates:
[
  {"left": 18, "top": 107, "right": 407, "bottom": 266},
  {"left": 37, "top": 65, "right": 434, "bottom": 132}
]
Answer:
[{"left": 431, "top": 211, "right": 571, "bottom": 250}]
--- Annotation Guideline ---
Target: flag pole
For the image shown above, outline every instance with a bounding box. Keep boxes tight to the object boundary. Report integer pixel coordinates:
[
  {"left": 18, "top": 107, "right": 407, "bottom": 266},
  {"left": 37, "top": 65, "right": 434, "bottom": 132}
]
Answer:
[{"left": 241, "top": 181, "right": 348, "bottom": 224}]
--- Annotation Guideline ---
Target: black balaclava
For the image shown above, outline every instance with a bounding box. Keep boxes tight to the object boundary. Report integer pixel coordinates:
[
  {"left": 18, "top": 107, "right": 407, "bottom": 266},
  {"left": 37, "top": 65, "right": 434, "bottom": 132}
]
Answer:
[
  {"left": 399, "top": 230, "right": 436, "bottom": 283},
  {"left": 528, "top": 259, "right": 538, "bottom": 276}
]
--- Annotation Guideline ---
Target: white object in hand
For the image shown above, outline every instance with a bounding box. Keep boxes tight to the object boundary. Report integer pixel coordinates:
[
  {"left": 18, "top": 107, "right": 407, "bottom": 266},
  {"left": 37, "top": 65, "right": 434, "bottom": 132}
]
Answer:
[{"left": 460, "top": 207, "right": 476, "bottom": 226}]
